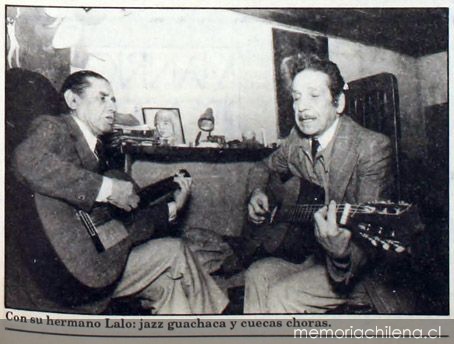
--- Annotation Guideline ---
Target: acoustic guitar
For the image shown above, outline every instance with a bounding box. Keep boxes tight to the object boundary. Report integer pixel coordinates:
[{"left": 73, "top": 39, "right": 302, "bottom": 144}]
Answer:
[
  {"left": 265, "top": 179, "right": 423, "bottom": 255},
  {"left": 33, "top": 170, "right": 190, "bottom": 291},
  {"left": 219, "top": 179, "right": 424, "bottom": 278}
]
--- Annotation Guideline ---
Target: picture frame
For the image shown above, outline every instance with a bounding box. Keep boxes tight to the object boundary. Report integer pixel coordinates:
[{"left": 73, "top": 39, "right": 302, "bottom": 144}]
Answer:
[
  {"left": 272, "top": 28, "right": 328, "bottom": 138},
  {"left": 142, "top": 107, "right": 186, "bottom": 145}
]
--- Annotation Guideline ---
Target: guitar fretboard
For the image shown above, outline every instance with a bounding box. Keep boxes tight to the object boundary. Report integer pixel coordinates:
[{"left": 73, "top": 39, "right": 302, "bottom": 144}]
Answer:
[
  {"left": 270, "top": 201, "right": 416, "bottom": 254},
  {"left": 276, "top": 204, "right": 368, "bottom": 223},
  {"left": 85, "top": 175, "right": 180, "bottom": 227}
]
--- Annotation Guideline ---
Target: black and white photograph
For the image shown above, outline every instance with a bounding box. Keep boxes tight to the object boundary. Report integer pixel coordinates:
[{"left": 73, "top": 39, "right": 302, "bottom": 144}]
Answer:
[
  {"left": 142, "top": 107, "right": 185, "bottom": 145},
  {"left": 2, "top": 2, "right": 451, "bottom": 342}
]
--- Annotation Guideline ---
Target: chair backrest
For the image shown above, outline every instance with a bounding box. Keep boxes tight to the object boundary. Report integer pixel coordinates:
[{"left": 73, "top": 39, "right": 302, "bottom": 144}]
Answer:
[
  {"left": 6, "top": 68, "right": 61, "bottom": 242},
  {"left": 5, "top": 68, "right": 60, "bottom": 236},
  {"left": 345, "top": 73, "right": 401, "bottom": 201},
  {"left": 6, "top": 68, "right": 60, "bottom": 159},
  {"left": 5, "top": 68, "right": 83, "bottom": 313}
]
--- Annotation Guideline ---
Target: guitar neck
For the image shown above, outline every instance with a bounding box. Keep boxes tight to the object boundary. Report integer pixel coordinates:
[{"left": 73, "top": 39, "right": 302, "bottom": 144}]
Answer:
[
  {"left": 137, "top": 176, "right": 178, "bottom": 207},
  {"left": 275, "top": 203, "right": 354, "bottom": 224},
  {"left": 88, "top": 176, "right": 179, "bottom": 227},
  {"left": 270, "top": 200, "right": 417, "bottom": 254}
]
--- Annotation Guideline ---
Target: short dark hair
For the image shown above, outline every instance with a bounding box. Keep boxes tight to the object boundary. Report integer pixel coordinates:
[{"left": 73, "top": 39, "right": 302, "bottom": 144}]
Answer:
[
  {"left": 59, "top": 70, "right": 108, "bottom": 113},
  {"left": 281, "top": 54, "right": 345, "bottom": 104}
]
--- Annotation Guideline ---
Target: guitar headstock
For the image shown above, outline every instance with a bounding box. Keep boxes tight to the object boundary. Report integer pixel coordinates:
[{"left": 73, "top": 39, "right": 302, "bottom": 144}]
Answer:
[
  {"left": 354, "top": 222, "right": 408, "bottom": 253},
  {"left": 356, "top": 201, "right": 413, "bottom": 216},
  {"left": 345, "top": 201, "right": 424, "bottom": 254}
]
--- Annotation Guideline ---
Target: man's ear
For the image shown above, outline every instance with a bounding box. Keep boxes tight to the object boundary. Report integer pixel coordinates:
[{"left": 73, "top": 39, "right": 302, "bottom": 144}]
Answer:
[
  {"left": 335, "top": 93, "right": 346, "bottom": 114},
  {"left": 63, "top": 89, "right": 79, "bottom": 111}
]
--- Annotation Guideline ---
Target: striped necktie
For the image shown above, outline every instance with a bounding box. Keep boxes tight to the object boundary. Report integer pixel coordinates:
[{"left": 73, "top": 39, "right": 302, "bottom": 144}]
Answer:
[{"left": 94, "top": 138, "right": 107, "bottom": 172}]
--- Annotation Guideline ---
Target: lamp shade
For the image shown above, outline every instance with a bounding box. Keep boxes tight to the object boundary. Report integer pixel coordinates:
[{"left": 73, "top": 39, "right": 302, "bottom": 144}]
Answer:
[{"left": 198, "top": 108, "right": 214, "bottom": 132}]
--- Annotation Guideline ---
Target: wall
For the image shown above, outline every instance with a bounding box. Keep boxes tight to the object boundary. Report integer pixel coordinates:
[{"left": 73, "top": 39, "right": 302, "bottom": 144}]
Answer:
[
  {"left": 9, "top": 7, "right": 446, "bottom": 159},
  {"left": 328, "top": 38, "right": 425, "bottom": 157},
  {"left": 417, "top": 52, "right": 448, "bottom": 108},
  {"left": 64, "top": 9, "right": 441, "bottom": 158},
  {"left": 62, "top": 9, "right": 279, "bottom": 145}
]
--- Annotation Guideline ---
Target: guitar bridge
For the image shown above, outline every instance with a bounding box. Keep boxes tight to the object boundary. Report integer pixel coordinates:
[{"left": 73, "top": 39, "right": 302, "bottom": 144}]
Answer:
[{"left": 77, "top": 209, "right": 129, "bottom": 252}]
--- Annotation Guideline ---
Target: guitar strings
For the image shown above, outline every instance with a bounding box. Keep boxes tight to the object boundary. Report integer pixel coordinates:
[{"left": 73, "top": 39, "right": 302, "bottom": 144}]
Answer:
[
  {"left": 79, "top": 211, "right": 98, "bottom": 236},
  {"left": 350, "top": 205, "right": 360, "bottom": 218},
  {"left": 277, "top": 205, "right": 407, "bottom": 253},
  {"left": 289, "top": 204, "right": 386, "bottom": 212},
  {"left": 90, "top": 207, "right": 113, "bottom": 225},
  {"left": 282, "top": 204, "right": 399, "bottom": 217}
]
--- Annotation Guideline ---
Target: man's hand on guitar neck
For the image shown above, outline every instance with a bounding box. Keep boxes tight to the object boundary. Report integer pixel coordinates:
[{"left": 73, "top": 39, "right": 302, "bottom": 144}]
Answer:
[
  {"left": 248, "top": 188, "right": 270, "bottom": 224},
  {"left": 107, "top": 179, "right": 140, "bottom": 212},
  {"left": 314, "top": 200, "right": 352, "bottom": 260}
]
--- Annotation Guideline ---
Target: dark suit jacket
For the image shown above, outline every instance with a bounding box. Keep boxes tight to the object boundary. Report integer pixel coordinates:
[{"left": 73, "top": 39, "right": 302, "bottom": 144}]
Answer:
[
  {"left": 14, "top": 115, "right": 104, "bottom": 211},
  {"left": 13, "top": 114, "right": 169, "bottom": 313},
  {"left": 248, "top": 115, "right": 403, "bottom": 312}
]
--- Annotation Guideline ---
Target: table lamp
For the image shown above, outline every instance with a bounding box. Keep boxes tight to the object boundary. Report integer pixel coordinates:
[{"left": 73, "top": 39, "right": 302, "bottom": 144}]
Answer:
[{"left": 195, "top": 108, "right": 214, "bottom": 146}]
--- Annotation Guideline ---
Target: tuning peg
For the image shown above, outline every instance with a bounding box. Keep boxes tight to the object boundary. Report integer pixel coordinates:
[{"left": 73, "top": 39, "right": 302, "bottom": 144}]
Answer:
[
  {"left": 373, "top": 236, "right": 391, "bottom": 251},
  {"left": 394, "top": 245, "right": 406, "bottom": 253},
  {"left": 358, "top": 223, "right": 367, "bottom": 231},
  {"left": 385, "top": 239, "right": 407, "bottom": 254},
  {"left": 382, "top": 242, "right": 390, "bottom": 250}
]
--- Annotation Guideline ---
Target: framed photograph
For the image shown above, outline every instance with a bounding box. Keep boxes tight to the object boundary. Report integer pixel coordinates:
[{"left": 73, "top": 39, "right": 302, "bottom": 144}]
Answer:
[{"left": 142, "top": 107, "right": 185, "bottom": 145}]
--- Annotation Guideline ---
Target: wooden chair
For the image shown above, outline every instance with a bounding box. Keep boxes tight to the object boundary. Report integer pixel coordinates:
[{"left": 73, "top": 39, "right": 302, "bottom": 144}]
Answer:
[
  {"left": 5, "top": 68, "right": 66, "bottom": 312},
  {"left": 344, "top": 73, "right": 425, "bottom": 314},
  {"left": 345, "top": 72, "right": 402, "bottom": 201}
]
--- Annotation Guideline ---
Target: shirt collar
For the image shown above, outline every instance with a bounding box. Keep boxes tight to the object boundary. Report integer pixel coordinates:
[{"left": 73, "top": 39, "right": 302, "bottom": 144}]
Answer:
[
  {"left": 72, "top": 115, "right": 98, "bottom": 153},
  {"left": 314, "top": 117, "right": 340, "bottom": 150}
]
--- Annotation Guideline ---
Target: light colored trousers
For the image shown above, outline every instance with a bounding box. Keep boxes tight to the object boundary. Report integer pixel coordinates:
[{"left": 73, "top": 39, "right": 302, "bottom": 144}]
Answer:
[
  {"left": 112, "top": 238, "right": 228, "bottom": 314},
  {"left": 244, "top": 256, "right": 366, "bottom": 314}
]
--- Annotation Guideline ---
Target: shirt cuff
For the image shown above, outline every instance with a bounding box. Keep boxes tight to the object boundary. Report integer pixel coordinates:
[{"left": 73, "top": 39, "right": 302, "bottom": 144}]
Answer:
[
  {"left": 168, "top": 201, "right": 177, "bottom": 222},
  {"left": 326, "top": 255, "right": 352, "bottom": 285},
  {"left": 330, "top": 255, "right": 352, "bottom": 271},
  {"left": 96, "top": 176, "right": 113, "bottom": 202}
]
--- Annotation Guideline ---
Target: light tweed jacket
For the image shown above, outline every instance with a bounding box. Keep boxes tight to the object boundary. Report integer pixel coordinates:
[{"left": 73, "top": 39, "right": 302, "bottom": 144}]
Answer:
[{"left": 248, "top": 115, "right": 398, "bottom": 312}]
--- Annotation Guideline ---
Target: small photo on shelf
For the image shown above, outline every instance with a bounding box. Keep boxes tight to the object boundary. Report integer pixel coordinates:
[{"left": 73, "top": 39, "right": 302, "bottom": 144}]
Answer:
[{"left": 142, "top": 107, "right": 185, "bottom": 146}]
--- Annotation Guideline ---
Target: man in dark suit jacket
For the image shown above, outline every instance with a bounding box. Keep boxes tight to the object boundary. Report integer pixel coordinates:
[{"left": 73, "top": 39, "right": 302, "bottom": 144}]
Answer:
[
  {"left": 244, "top": 55, "right": 394, "bottom": 313},
  {"left": 14, "top": 70, "right": 228, "bottom": 314}
]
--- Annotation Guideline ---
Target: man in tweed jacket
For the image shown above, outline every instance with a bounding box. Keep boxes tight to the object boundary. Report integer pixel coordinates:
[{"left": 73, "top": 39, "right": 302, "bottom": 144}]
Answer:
[{"left": 244, "top": 55, "right": 394, "bottom": 313}]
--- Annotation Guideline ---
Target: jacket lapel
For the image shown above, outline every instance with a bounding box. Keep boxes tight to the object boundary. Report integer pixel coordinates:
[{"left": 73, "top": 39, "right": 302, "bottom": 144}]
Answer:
[
  {"left": 62, "top": 115, "right": 99, "bottom": 172},
  {"left": 328, "top": 116, "right": 360, "bottom": 202}
]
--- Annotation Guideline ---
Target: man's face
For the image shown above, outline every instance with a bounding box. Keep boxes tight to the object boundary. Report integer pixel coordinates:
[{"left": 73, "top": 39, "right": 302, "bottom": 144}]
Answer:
[
  {"left": 292, "top": 69, "right": 343, "bottom": 137},
  {"left": 73, "top": 77, "right": 117, "bottom": 136}
]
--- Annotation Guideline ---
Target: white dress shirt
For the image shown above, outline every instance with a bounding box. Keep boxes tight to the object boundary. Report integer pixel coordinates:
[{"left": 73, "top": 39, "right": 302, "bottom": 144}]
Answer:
[
  {"left": 313, "top": 117, "right": 340, "bottom": 151},
  {"left": 72, "top": 115, "right": 177, "bottom": 220}
]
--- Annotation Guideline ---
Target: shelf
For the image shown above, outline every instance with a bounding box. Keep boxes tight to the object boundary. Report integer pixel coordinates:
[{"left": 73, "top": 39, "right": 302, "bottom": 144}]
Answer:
[{"left": 121, "top": 144, "right": 275, "bottom": 162}]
